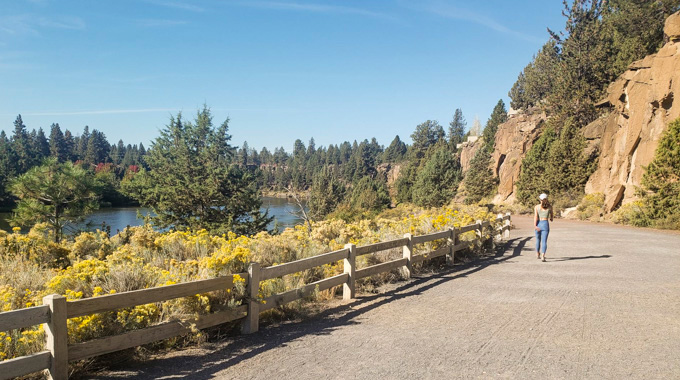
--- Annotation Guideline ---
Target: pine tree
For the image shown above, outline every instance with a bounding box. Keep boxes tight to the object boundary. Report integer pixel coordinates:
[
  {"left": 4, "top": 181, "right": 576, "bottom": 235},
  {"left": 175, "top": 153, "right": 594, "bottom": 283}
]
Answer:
[
  {"left": 77, "top": 125, "right": 90, "bottom": 161},
  {"left": 411, "top": 120, "right": 445, "bottom": 160},
  {"left": 448, "top": 109, "right": 466, "bottom": 148},
  {"left": 11, "top": 115, "right": 33, "bottom": 173},
  {"left": 412, "top": 146, "right": 462, "bottom": 207},
  {"left": 127, "top": 106, "right": 271, "bottom": 235},
  {"left": 49, "top": 123, "right": 68, "bottom": 162},
  {"left": 516, "top": 127, "right": 558, "bottom": 206},
  {"left": 347, "top": 176, "right": 390, "bottom": 212},
  {"left": 34, "top": 128, "right": 50, "bottom": 161},
  {"left": 544, "top": 117, "right": 595, "bottom": 205},
  {"left": 382, "top": 135, "right": 407, "bottom": 163},
  {"left": 462, "top": 148, "right": 498, "bottom": 204},
  {"left": 0, "top": 131, "right": 17, "bottom": 203},
  {"left": 482, "top": 100, "right": 508, "bottom": 152},
  {"left": 308, "top": 167, "right": 345, "bottom": 219},
  {"left": 10, "top": 158, "right": 98, "bottom": 242},
  {"left": 84, "top": 130, "right": 110, "bottom": 165},
  {"left": 63, "top": 130, "right": 76, "bottom": 161},
  {"left": 636, "top": 117, "right": 680, "bottom": 228}
]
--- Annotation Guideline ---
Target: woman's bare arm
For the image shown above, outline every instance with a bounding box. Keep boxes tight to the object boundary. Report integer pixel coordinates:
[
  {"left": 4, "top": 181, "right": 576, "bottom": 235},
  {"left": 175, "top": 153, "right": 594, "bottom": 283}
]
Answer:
[{"left": 534, "top": 205, "right": 539, "bottom": 230}]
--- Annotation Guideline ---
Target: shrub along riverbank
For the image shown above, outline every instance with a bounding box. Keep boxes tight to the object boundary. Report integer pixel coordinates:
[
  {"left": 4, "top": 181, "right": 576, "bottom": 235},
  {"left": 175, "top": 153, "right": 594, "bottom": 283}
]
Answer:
[{"left": 0, "top": 203, "right": 501, "bottom": 369}]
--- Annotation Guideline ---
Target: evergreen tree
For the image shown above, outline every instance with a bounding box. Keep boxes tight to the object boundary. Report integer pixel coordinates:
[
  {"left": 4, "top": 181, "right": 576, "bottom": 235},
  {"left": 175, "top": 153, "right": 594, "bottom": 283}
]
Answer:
[
  {"left": 127, "top": 106, "right": 271, "bottom": 235},
  {"left": 382, "top": 135, "right": 407, "bottom": 163},
  {"left": 0, "top": 131, "right": 16, "bottom": 203},
  {"left": 33, "top": 128, "right": 50, "bottom": 161},
  {"left": 509, "top": 41, "right": 559, "bottom": 111},
  {"left": 63, "top": 130, "right": 76, "bottom": 161},
  {"left": 49, "top": 123, "right": 68, "bottom": 162},
  {"left": 84, "top": 130, "right": 110, "bottom": 165},
  {"left": 411, "top": 120, "right": 445, "bottom": 160},
  {"left": 482, "top": 100, "right": 508, "bottom": 152},
  {"left": 77, "top": 125, "right": 90, "bottom": 161},
  {"left": 448, "top": 109, "right": 466, "bottom": 147},
  {"left": 544, "top": 117, "right": 595, "bottom": 204},
  {"left": 10, "top": 158, "right": 98, "bottom": 242},
  {"left": 462, "top": 148, "right": 498, "bottom": 204},
  {"left": 346, "top": 176, "right": 390, "bottom": 212},
  {"left": 11, "top": 115, "right": 33, "bottom": 173},
  {"left": 516, "top": 127, "right": 558, "bottom": 206},
  {"left": 636, "top": 117, "right": 680, "bottom": 228},
  {"left": 239, "top": 141, "right": 249, "bottom": 166},
  {"left": 412, "top": 146, "right": 462, "bottom": 207},
  {"left": 308, "top": 167, "right": 345, "bottom": 219}
]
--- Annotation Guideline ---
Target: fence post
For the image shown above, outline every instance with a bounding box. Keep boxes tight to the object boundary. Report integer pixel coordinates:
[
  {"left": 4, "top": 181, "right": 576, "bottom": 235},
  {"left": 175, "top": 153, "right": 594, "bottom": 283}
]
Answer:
[
  {"left": 242, "top": 262, "right": 260, "bottom": 334},
  {"left": 446, "top": 228, "right": 455, "bottom": 267},
  {"left": 43, "top": 294, "right": 68, "bottom": 380},
  {"left": 402, "top": 233, "right": 413, "bottom": 279},
  {"left": 504, "top": 212, "right": 511, "bottom": 239},
  {"left": 343, "top": 244, "right": 356, "bottom": 301},
  {"left": 475, "top": 220, "right": 483, "bottom": 253},
  {"left": 496, "top": 213, "right": 504, "bottom": 241}
]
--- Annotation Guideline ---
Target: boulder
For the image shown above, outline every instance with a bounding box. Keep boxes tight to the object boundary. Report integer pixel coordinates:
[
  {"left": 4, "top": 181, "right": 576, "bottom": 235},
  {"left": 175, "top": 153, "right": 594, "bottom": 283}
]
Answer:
[
  {"left": 561, "top": 206, "right": 579, "bottom": 219},
  {"left": 665, "top": 11, "right": 680, "bottom": 41}
]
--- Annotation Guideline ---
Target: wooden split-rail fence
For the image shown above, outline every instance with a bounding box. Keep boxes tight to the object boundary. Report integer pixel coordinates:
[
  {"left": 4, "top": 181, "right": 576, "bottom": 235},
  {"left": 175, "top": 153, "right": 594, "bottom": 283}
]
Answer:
[{"left": 0, "top": 213, "right": 511, "bottom": 380}]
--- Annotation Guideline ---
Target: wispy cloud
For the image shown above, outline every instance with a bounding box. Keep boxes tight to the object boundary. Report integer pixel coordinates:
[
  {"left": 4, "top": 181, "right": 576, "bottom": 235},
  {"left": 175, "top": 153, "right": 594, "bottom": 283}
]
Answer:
[
  {"left": 146, "top": 0, "right": 205, "bottom": 12},
  {"left": 21, "top": 108, "right": 178, "bottom": 116},
  {"left": 0, "top": 15, "right": 85, "bottom": 36},
  {"left": 411, "top": 2, "right": 544, "bottom": 44},
  {"left": 234, "top": 1, "right": 398, "bottom": 21},
  {"left": 136, "top": 19, "right": 188, "bottom": 27}
]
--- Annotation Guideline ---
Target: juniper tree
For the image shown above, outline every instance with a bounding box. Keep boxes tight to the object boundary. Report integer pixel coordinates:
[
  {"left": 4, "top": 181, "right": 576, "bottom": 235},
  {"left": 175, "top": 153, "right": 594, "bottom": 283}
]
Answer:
[
  {"left": 127, "top": 106, "right": 272, "bottom": 235},
  {"left": 411, "top": 145, "right": 462, "bottom": 207},
  {"left": 636, "top": 117, "right": 680, "bottom": 228}
]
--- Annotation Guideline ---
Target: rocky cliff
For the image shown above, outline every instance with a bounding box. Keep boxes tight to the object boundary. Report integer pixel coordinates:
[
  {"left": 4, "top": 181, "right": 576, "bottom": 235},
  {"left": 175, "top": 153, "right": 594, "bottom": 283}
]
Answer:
[
  {"left": 490, "top": 109, "right": 546, "bottom": 203},
  {"left": 458, "top": 135, "right": 483, "bottom": 172},
  {"left": 584, "top": 12, "right": 680, "bottom": 211},
  {"left": 487, "top": 12, "right": 680, "bottom": 209}
]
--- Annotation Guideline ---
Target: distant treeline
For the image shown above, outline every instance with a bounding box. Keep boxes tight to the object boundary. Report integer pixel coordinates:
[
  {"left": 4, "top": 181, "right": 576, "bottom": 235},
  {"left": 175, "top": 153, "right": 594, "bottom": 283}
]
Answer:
[
  {"left": 0, "top": 115, "right": 147, "bottom": 208},
  {"left": 233, "top": 102, "right": 507, "bottom": 220}
]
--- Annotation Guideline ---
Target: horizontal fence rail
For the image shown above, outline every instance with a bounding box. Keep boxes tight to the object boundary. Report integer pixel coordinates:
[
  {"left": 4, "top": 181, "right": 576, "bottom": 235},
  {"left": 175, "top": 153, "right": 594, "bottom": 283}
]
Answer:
[
  {"left": 355, "top": 238, "right": 410, "bottom": 256},
  {"left": 0, "top": 305, "right": 50, "bottom": 333},
  {"left": 0, "top": 213, "right": 511, "bottom": 380},
  {"left": 260, "top": 248, "right": 349, "bottom": 280}
]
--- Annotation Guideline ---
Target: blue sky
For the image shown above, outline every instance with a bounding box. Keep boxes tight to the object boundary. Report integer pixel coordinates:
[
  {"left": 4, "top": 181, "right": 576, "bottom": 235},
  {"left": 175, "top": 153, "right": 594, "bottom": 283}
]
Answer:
[{"left": 0, "top": 1, "right": 565, "bottom": 152}]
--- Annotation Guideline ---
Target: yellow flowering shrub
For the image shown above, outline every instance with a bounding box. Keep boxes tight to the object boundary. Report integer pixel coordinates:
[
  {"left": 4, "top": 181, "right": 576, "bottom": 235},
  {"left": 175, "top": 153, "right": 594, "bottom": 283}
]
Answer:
[
  {"left": 71, "top": 230, "right": 114, "bottom": 260},
  {"left": 0, "top": 203, "right": 502, "bottom": 362}
]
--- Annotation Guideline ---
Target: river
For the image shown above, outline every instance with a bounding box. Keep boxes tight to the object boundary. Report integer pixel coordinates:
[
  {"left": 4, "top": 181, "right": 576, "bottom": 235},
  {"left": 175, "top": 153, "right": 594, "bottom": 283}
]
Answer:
[{"left": 0, "top": 197, "right": 305, "bottom": 234}]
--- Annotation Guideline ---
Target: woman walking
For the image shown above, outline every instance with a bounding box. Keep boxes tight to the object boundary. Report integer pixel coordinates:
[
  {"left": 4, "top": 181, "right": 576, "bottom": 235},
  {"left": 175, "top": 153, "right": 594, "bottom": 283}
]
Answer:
[{"left": 534, "top": 193, "right": 553, "bottom": 262}]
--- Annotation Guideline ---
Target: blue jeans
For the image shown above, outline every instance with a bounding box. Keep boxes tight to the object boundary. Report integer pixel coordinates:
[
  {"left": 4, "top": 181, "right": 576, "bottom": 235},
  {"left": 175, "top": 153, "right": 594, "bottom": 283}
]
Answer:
[{"left": 535, "top": 220, "right": 550, "bottom": 254}]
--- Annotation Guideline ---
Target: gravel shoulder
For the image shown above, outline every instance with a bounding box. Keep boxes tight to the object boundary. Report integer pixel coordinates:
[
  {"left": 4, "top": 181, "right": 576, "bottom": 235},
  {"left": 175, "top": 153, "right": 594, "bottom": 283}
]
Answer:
[{"left": 92, "top": 217, "right": 680, "bottom": 379}]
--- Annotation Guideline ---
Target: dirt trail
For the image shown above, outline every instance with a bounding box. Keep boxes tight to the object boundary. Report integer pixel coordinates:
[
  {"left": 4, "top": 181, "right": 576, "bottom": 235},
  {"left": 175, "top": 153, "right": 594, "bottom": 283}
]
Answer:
[{"left": 94, "top": 217, "right": 680, "bottom": 379}]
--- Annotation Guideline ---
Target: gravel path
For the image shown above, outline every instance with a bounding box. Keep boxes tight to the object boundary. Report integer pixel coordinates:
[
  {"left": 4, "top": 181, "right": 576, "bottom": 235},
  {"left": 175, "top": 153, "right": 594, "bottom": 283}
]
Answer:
[{"left": 94, "top": 217, "right": 680, "bottom": 379}]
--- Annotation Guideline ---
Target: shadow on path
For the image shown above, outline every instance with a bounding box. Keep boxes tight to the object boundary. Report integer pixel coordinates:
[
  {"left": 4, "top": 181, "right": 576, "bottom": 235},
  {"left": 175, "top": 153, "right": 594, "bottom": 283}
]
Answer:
[
  {"left": 92, "top": 237, "right": 532, "bottom": 380},
  {"left": 549, "top": 254, "right": 612, "bottom": 262}
]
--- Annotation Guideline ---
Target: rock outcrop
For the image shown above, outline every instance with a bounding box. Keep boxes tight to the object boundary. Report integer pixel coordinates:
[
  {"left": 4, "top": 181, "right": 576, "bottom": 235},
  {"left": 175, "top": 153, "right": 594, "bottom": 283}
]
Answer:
[
  {"left": 585, "top": 12, "right": 680, "bottom": 211},
  {"left": 491, "top": 109, "right": 546, "bottom": 203},
  {"left": 458, "top": 135, "right": 483, "bottom": 172}
]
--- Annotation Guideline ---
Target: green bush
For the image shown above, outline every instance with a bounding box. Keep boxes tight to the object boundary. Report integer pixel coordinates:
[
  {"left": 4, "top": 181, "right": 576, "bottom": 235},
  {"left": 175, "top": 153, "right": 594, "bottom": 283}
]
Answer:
[{"left": 635, "top": 117, "right": 680, "bottom": 230}]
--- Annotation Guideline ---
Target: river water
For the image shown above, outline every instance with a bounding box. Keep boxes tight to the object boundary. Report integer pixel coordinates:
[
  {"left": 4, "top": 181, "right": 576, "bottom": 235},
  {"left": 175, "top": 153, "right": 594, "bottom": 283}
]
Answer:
[{"left": 0, "top": 197, "right": 305, "bottom": 234}]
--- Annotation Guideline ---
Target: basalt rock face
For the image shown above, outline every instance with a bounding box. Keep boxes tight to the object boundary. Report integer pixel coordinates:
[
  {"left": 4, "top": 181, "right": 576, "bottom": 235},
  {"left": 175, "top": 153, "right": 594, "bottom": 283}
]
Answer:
[
  {"left": 458, "top": 136, "right": 483, "bottom": 172},
  {"left": 585, "top": 13, "right": 680, "bottom": 211},
  {"left": 491, "top": 109, "right": 546, "bottom": 203}
]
